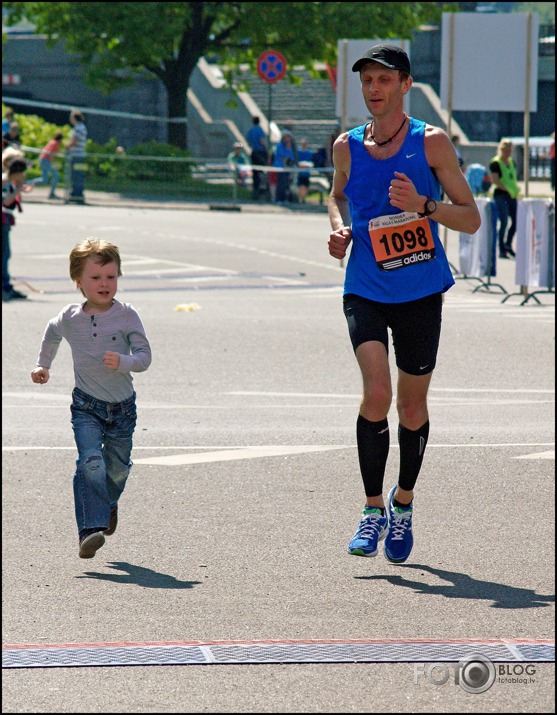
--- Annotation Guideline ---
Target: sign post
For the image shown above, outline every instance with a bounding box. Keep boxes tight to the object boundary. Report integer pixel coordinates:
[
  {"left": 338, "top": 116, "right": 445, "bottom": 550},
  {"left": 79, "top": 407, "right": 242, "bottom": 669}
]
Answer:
[{"left": 257, "top": 50, "right": 287, "bottom": 123}]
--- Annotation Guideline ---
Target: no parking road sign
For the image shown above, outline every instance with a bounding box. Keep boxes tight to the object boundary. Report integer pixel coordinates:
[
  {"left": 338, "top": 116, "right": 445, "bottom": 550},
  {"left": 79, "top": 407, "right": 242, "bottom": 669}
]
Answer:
[{"left": 257, "top": 50, "right": 287, "bottom": 84}]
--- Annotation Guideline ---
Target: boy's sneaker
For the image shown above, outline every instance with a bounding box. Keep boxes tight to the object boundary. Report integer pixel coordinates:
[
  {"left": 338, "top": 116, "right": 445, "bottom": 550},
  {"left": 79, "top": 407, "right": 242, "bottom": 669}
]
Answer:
[
  {"left": 104, "top": 506, "right": 118, "bottom": 536},
  {"left": 348, "top": 507, "right": 388, "bottom": 557},
  {"left": 384, "top": 485, "right": 414, "bottom": 563},
  {"left": 79, "top": 531, "right": 105, "bottom": 559}
]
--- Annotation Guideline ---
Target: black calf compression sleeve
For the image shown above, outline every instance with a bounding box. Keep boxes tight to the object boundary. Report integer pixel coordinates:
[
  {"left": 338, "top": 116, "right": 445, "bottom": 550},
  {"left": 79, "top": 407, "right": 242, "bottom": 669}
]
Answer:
[
  {"left": 398, "top": 421, "right": 430, "bottom": 492},
  {"left": 356, "top": 414, "right": 390, "bottom": 497}
]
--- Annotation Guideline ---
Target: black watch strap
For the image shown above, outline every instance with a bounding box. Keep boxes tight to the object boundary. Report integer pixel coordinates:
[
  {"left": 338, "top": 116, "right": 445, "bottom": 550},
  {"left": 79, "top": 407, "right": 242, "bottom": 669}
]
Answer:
[{"left": 417, "top": 197, "right": 437, "bottom": 218}]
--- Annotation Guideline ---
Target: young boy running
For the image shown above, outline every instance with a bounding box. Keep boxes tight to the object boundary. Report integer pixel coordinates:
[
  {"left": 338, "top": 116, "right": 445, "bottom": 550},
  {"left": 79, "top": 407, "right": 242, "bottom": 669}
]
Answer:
[{"left": 31, "top": 238, "right": 152, "bottom": 558}]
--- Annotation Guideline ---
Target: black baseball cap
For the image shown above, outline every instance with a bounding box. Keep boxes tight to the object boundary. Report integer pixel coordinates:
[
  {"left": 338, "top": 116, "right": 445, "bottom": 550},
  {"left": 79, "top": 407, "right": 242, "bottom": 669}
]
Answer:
[{"left": 351, "top": 45, "right": 411, "bottom": 74}]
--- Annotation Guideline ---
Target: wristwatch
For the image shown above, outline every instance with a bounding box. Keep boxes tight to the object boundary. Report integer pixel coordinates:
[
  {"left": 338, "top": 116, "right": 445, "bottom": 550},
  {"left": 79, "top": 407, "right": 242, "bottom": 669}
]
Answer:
[{"left": 417, "top": 197, "right": 437, "bottom": 218}]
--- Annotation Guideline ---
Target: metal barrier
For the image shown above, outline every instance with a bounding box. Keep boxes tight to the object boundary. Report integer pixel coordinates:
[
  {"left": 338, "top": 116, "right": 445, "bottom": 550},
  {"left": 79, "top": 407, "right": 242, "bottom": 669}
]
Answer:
[
  {"left": 513, "top": 143, "right": 553, "bottom": 181},
  {"left": 196, "top": 161, "right": 333, "bottom": 204},
  {"left": 18, "top": 145, "right": 333, "bottom": 205},
  {"left": 458, "top": 197, "right": 555, "bottom": 305}
]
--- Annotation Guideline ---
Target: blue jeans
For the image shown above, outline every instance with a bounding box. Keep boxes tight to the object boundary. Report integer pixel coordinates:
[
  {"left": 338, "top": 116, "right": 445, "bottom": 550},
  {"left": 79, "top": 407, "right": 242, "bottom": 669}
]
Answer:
[
  {"left": 70, "top": 387, "right": 137, "bottom": 537},
  {"left": 493, "top": 191, "right": 517, "bottom": 254},
  {"left": 2, "top": 221, "right": 13, "bottom": 293},
  {"left": 69, "top": 156, "right": 86, "bottom": 197},
  {"left": 275, "top": 171, "right": 291, "bottom": 202},
  {"left": 35, "top": 158, "right": 60, "bottom": 195}
]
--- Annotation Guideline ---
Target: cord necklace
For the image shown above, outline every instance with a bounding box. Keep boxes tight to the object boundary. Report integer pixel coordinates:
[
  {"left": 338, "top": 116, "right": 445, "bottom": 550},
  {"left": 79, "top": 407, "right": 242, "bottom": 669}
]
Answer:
[{"left": 370, "top": 114, "right": 407, "bottom": 147}]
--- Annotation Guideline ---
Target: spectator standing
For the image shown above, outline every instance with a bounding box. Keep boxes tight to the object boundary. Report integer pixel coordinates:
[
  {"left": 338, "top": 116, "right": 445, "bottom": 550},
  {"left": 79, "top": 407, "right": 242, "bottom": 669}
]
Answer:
[
  {"left": 273, "top": 131, "right": 296, "bottom": 203},
  {"left": 66, "top": 109, "right": 87, "bottom": 203},
  {"left": 30, "top": 132, "right": 64, "bottom": 199},
  {"left": 30, "top": 238, "right": 152, "bottom": 558},
  {"left": 489, "top": 139, "right": 520, "bottom": 258},
  {"left": 296, "top": 138, "right": 314, "bottom": 203},
  {"left": 246, "top": 116, "right": 269, "bottom": 201},
  {"left": 2, "top": 157, "right": 29, "bottom": 302},
  {"left": 451, "top": 134, "right": 465, "bottom": 171},
  {"left": 3, "top": 122, "right": 22, "bottom": 150},
  {"left": 2, "top": 109, "right": 14, "bottom": 136}
]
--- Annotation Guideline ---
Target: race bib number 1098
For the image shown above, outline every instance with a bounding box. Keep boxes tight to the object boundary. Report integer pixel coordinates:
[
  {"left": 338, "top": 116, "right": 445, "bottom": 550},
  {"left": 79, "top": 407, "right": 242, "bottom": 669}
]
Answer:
[{"left": 368, "top": 211, "right": 435, "bottom": 271}]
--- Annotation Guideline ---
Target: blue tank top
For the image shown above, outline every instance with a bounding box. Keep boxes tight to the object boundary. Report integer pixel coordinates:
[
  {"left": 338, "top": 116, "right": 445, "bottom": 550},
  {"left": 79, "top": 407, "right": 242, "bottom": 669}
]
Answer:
[{"left": 343, "top": 117, "right": 454, "bottom": 303}]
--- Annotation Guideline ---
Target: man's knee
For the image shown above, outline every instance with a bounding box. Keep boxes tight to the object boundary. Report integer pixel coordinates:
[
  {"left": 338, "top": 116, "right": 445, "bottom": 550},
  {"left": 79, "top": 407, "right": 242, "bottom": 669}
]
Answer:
[
  {"left": 361, "top": 383, "right": 392, "bottom": 418},
  {"left": 397, "top": 400, "right": 428, "bottom": 429}
]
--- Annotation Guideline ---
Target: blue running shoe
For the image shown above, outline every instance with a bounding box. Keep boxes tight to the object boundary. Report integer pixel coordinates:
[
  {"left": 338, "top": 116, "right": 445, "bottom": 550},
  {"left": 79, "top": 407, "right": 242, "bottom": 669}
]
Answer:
[
  {"left": 348, "top": 507, "right": 388, "bottom": 557},
  {"left": 384, "top": 485, "right": 414, "bottom": 563}
]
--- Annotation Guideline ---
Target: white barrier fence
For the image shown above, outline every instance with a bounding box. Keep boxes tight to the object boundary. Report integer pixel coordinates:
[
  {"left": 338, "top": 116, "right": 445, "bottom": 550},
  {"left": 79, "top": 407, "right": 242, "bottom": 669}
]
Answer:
[
  {"left": 514, "top": 199, "right": 555, "bottom": 290},
  {"left": 459, "top": 198, "right": 555, "bottom": 305},
  {"left": 16, "top": 144, "right": 333, "bottom": 205}
]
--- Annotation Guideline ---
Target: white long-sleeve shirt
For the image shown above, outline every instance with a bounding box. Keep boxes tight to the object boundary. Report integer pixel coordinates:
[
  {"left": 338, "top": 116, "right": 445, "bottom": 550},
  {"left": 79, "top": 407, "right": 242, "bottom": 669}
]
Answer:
[{"left": 37, "top": 299, "right": 152, "bottom": 403}]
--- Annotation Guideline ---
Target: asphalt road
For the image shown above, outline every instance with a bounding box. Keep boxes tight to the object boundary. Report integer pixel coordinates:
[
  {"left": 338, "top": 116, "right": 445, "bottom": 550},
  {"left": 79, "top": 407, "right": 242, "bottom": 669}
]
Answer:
[{"left": 2, "top": 200, "right": 555, "bottom": 713}]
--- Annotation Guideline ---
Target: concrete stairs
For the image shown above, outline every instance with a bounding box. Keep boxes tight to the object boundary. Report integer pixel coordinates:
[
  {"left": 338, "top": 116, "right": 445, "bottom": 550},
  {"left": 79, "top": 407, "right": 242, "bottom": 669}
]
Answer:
[
  {"left": 187, "top": 60, "right": 339, "bottom": 159},
  {"left": 236, "top": 66, "right": 339, "bottom": 152}
]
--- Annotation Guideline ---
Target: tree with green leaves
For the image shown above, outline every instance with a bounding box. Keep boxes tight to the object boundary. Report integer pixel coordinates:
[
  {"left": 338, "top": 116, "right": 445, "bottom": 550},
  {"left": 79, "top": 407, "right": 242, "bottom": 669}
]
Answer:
[{"left": 3, "top": 2, "right": 444, "bottom": 149}]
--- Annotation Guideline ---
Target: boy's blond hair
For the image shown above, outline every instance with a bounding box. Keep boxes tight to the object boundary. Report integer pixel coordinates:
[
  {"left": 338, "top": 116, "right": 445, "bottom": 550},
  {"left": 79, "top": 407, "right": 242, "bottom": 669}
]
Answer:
[{"left": 69, "top": 238, "right": 122, "bottom": 294}]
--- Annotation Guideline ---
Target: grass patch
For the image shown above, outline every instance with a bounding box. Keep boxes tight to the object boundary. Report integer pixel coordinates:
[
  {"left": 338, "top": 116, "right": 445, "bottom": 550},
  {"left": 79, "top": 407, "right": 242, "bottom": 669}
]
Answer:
[{"left": 84, "top": 176, "right": 250, "bottom": 201}]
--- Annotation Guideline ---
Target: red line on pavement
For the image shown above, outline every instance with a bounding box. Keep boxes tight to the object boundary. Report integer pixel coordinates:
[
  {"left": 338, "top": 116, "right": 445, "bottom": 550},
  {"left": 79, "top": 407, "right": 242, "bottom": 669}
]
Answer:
[{"left": 4, "top": 638, "right": 554, "bottom": 650}]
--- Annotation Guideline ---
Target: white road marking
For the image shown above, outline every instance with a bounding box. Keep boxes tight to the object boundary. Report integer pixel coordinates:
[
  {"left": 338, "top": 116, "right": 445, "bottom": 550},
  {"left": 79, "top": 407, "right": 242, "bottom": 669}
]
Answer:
[
  {"left": 428, "top": 399, "right": 554, "bottom": 405},
  {"left": 226, "top": 391, "right": 361, "bottom": 398},
  {"left": 226, "top": 388, "right": 554, "bottom": 396},
  {"left": 514, "top": 450, "right": 555, "bottom": 460},
  {"left": 430, "top": 388, "right": 554, "bottom": 394},
  {"left": 3, "top": 443, "right": 554, "bottom": 453},
  {"left": 4, "top": 386, "right": 553, "bottom": 410},
  {"left": 3, "top": 392, "right": 69, "bottom": 400},
  {"left": 132, "top": 445, "right": 347, "bottom": 465}
]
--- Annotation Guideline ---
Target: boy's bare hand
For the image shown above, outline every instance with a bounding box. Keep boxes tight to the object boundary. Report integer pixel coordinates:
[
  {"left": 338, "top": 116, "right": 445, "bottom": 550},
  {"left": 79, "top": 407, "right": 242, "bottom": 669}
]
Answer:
[
  {"left": 103, "top": 351, "right": 120, "bottom": 370},
  {"left": 31, "top": 367, "right": 49, "bottom": 384}
]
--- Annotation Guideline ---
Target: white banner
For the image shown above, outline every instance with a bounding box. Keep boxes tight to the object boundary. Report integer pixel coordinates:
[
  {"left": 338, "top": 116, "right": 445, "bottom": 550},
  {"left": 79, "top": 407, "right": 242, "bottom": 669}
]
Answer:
[
  {"left": 441, "top": 13, "right": 538, "bottom": 112},
  {"left": 515, "top": 199, "right": 554, "bottom": 288},
  {"left": 459, "top": 199, "right": 495, "bottom": 278}
]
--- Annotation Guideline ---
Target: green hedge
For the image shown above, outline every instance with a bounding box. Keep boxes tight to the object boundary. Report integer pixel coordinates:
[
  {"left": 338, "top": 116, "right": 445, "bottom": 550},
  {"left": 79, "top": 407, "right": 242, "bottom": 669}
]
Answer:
[{"left": 3, "top": 104, "right": 195, "bottom": 183}]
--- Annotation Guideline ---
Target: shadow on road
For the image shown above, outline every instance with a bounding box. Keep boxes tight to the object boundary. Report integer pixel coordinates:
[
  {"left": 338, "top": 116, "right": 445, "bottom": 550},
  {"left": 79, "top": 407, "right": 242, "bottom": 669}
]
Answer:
[
  {"left": 76, "top": 561, "right": 203, "bottom": 590},
  {"left": 356, "top": 563, "right": 555, "bottom": 609}
]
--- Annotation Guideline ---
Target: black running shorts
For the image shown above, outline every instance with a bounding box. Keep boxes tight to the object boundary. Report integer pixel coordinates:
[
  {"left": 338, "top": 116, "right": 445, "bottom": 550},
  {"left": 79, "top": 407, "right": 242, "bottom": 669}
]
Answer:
[{"left": 343, "top": 292, "right": 443, "bottom": 376}]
